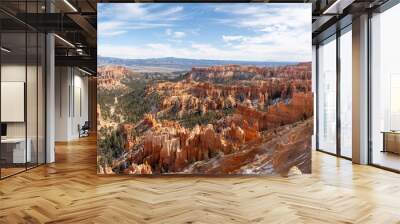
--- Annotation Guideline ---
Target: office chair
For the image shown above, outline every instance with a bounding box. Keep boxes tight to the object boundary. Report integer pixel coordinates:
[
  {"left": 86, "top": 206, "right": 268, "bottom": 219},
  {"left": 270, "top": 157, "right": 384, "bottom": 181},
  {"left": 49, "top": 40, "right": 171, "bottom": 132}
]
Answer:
[{"left": 79, "top": 121, "right": 90, "bottom": 138}]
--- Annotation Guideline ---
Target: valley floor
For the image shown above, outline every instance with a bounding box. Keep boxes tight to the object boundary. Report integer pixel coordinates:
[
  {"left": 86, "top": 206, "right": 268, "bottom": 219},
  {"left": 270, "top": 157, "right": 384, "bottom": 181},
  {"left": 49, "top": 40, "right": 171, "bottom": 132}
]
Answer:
[{"left": 0, "top": 135, "right": 400, "bottom": 223}]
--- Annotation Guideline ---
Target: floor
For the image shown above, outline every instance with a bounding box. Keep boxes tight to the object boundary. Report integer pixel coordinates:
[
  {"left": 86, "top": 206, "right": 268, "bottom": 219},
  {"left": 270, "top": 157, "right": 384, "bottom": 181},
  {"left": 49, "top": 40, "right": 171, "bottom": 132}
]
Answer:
[
  {"left": 1, "top": 163, "right": 42, "bottom": 178},
  {"left": 0, "top": 136, "right": 400, "bottom": 223},
  {"left": 0, "top": 167, "right": 25, "bottom": 178},
  {"left": 372, "top": 150, "right": 400, "bottom": 171}
]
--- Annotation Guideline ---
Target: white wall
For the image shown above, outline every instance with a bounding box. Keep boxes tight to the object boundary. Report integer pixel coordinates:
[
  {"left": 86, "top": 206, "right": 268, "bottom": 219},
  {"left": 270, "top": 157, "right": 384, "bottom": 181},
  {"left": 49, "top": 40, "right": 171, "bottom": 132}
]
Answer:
[
  {"left": 1, "top": 63, "right": 46, "bottom": 164},
  {"left": 72, "top": 73, "right": 89, "bottom": 138},
  {"left": 1, "top": 65, "right": 26, "bottom": 139},
  {"left": 54, "top": 67, "right": 89, "bottom": 141},
  {"left": 55, "top": 67, "right": 70, "bottom": 141}
]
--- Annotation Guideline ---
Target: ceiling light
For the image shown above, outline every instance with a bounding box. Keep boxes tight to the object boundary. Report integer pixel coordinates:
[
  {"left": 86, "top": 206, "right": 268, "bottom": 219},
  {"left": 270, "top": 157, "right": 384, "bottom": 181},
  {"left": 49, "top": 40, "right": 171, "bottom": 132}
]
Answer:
[
  {"left": 78, "top": 67, "right": 93, "bottom": 76},
  {"left": 1, "top": 47, "right": 11, "bottom": 53},
  {"left": 76, "top": 48, "right": 84, "bottom": 55},
  {"left": 323, "top": 0, "right": 355, "bottom": 15},
  {"left": 54, "top": 34, "right": 75, "bottom": 48},
  {"left": 63, "top": 0, "right": 78, "bottom": 12}
]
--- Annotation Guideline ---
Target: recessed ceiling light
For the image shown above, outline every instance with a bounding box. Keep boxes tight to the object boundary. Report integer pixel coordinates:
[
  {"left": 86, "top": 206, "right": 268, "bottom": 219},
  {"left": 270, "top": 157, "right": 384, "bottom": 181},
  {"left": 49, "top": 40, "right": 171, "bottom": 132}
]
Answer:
[
  {"left": 54, "top": 34, "right": 75, "bottom": 48},
  {"left": 63, "top": 0, "right": 78, "bottom": 12},
  {"left": 1, "top": 47, "right": 11, "bottom": 53},
  {"left": 323, "top": 0, "right": 354, "bottom": 15},
  {"left": 78, "top": 67, "right": 92, "bottom": 76}
]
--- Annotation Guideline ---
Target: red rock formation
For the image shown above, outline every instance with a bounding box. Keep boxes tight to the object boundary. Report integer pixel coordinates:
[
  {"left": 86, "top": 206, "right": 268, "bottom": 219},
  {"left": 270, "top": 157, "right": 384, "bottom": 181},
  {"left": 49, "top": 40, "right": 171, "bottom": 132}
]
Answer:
[
  {"left": 99, "top": 62, "right": 313, "bottom": 175},
  {"left": 234, "top": 92, "right": 313, "bottom": 131},
  {"left": 118, "top": 112, "right": 270, "bottom": 173},
  {"left": 183, "top": 118, "right": 313, "bottom": 175},
  {"left": 150, "top": 64, "right": 311, "bottom": 118},
  {"left": 97, "top": 65, "right": 132, "bottom": 90},
  {"left": 188, "top": 62, "right": 311, "bottom": 81},
  {"left": 117, "top": 123, "right": 136, "bottom": 151}
]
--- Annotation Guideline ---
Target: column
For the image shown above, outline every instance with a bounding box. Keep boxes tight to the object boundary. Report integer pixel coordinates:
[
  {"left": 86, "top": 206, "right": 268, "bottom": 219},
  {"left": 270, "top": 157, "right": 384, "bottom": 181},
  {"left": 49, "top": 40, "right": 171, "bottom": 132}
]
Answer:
[{"left": 352, "top": 14, "right": 369, "bottom": 164}]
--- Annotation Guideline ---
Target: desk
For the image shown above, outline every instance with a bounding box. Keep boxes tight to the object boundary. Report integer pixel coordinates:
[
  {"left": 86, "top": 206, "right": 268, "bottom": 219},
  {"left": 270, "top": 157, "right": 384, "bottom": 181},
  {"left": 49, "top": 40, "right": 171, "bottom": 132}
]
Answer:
[
  {"left": 382, "top": 131, "right": 400, "bottom": 154},
  {"left": 1, "top": 138, "right": 31, "bottom": 163}
]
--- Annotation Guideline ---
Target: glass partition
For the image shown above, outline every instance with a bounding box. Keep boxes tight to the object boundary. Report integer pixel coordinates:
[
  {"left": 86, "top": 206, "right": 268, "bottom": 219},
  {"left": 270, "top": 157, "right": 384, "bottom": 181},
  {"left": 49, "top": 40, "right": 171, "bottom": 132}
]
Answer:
[
  {"left": 38, "top": 32, "right": 45, "bottom": 165},
  {"left": 27, "top": 30, "right": 38, "bottom": 169},
  {"left": 317, "top": 35, "right": 337, "bottom": 154},
  {"left": 370, "top": 3, "right": 400, "bottom": 171},
  {"left": 0, "top": 1, "right": 46, "bottom": 179},
  {"left": 339, "top": 27, "right": 352, "bottom": 158},
  {"left": 1, "top": 31, "right": 28, "bottom": 177}
]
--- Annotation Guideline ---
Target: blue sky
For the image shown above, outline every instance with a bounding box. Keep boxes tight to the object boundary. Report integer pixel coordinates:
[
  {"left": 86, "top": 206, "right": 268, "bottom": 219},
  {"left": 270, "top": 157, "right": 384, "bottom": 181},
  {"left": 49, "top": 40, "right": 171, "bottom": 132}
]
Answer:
[{"left": 98, "top": 3, "right": 311, "bottom": 62}]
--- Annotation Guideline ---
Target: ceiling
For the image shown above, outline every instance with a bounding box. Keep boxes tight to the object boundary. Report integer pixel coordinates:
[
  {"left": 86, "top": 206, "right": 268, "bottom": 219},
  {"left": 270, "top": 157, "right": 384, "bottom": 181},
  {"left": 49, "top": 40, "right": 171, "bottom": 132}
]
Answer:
[
  {"left": 0, "top": 0, "right": 97, "bottom": 74},
  {"left": 311, "top": 0, "right": 391, "bottom": 43}
]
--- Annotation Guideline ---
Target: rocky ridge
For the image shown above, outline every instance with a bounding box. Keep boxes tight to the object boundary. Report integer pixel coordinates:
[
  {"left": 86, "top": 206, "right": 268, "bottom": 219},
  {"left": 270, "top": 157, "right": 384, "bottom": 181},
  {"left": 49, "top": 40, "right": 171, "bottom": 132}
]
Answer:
[{"left": 97, "top": 62, "right": 313, "bottom": 175}]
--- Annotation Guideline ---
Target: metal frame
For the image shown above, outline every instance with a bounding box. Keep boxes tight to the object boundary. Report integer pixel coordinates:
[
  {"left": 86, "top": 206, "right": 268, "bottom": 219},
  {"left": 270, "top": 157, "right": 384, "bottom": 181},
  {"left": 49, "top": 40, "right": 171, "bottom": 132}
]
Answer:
[
  {"left": 315, "top": 22, "right": 353, "bottom": 161},
  {"left": 367, "top": 0, "right": 400, "bottom": 172},
  {"left": 316, "top": 0, "right": 400, "bottom": 172},
  {"left": 316, "top": 32, "right": 338, "bottom": 156},
  {"left": 0, "top": 22, "right": 2, "bottom": 179},
  {"left": 315, "top": 44, "right": 319, "bottom": 151},
  {"left": 336, "top": 25, "right": 341, "bottom": 158},
  {"left": 0, "top": 0, "right": 47, "bottom": 180},
  {"left": 367, "top": 10, "right": 373, "bottom": 166}
]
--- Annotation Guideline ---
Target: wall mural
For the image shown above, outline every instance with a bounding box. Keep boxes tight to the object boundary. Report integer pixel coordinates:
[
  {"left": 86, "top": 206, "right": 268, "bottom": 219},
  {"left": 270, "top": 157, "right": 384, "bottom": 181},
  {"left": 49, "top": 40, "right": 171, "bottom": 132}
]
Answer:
[{"left": 97, "top": 3, "right": 313, "bottom": 175}]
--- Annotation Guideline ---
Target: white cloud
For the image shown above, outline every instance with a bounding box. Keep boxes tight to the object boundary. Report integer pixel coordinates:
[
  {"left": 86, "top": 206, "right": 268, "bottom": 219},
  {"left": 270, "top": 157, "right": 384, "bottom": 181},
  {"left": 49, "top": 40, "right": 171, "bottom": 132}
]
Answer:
[
  {"left": 166, "top": 28, "right": 172, "bottom": 36},
  {"left": 98, "top": 4, "right": 311, "bottom": 62},
  {"left": 100, "top": 4, "right": 183, "bottom": 21},
  {"left": 166, "top": 29, "right": 186, "bottom": 38},
  {"left": 98, "top": 21, "right": 124, "bottom": 36},
  {"left": 173, "top": 31, "right": 186, "bottom": 38},
  {"left": 102, "top": 30, "right": 127, "bottom": 37},
  {"left": 214, "top": 4, "right": 311, "bottom": 62},
  {"left": 222, "top": 35, "right": 245, "bottom": 42},
  {"left": 215, "top": 5, "right": 310, "bottom": 33},
  {"left": 98, "top": 4, "right": 184, "bottom": 37}
]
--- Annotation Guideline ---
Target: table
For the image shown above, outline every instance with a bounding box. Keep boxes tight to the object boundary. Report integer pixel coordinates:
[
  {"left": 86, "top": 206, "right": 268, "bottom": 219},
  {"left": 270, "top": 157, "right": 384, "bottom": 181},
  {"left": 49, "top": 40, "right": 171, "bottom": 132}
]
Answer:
[
  {"left": 1, "top": 138, "right": 32, "bottom": 164},
  {"left": 381, "top": 131, "right": 400, "bottom": 154}
]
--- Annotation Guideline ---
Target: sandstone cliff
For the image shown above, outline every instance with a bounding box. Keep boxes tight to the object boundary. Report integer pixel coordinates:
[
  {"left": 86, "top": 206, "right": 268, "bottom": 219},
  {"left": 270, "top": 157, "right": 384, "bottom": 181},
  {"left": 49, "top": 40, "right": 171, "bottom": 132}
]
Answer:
[{"left": 98, "top": 62, "right": 313, "bottom": 175}]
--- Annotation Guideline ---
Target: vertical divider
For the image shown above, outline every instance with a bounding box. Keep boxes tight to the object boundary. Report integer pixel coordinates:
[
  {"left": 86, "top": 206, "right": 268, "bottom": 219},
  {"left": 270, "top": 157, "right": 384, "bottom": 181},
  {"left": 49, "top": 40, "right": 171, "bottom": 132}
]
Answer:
[
  {"left": 36, "top": 0, "right": 39, "bottom": 168},
  {"left": 316, "top": 45, "right": 320, "bottom": 151},
  {"left": 367, "top": 11, "right": 373, "bottom": 165},
  {"left": 25, "top": 0, "right": 28, "bottom": 171},
  {"left": 336, "top": 27, "right": 341, "bottom": 157},
  {"left": 0, "top": 24, "right": 2, "bottom": 179}
]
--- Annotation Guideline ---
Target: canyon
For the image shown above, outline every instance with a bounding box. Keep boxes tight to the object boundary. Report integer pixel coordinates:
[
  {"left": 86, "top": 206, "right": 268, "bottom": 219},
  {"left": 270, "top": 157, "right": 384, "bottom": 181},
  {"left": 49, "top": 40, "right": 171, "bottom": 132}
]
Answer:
[{"left": 97, "top": 62, "right": 313, "bottom": 176}]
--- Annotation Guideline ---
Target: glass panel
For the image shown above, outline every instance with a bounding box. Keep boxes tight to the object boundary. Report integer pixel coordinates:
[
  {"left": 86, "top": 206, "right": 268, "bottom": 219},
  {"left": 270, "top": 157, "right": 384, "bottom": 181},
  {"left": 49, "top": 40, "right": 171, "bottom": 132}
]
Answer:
[
  {"left": 38, "top": 32, "right": 45, "bottom": 165},
  {"left": 318, "top": 36, "right": 337, "bottom": 154},
  {"left": 371, "top": 4, "right": 400, "bottom": 171},
  {"left": 26, "top": 0, "right": 39, "bottom": 169},
  {"left": 0, "top": 1, "right": 46, "bottom": 178},
  {"left": 27, "top": 31, "right": 38, "bottom": 169},
  {"left": 1, "top": 30, "right": 27, "bottom": 177},
  {"left": 340, "top": 28, "right": 352, "bottom": 158}
]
